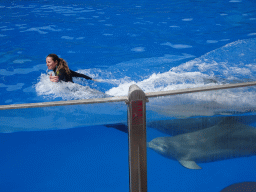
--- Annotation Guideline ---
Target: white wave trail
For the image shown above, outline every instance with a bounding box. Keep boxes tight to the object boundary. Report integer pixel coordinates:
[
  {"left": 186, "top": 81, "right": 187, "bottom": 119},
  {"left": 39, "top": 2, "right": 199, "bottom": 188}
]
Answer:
[
  {"left": 106, "top": 38, "right": 256, "bottom": 118},
  {"left": 35, "top": 73, "right": 106, "bottom": 100},
  {"left": 107, "top": 38, "right": 256, "bottom": 96}
]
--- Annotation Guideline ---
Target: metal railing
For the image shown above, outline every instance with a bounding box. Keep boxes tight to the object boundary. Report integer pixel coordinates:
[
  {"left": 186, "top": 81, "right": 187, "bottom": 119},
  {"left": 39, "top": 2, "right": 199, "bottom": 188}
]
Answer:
[
  {"left": 127, "top": 85, "right": 147, "bottom": 192},
  {"left": 0, "top": 96, "right": 127, "bottom": 110},
  {"left": 1, "top": 81, "right": 256, "bottom": 192},
  {"left": 1, "top": 81, "right": 256, "bottom": 110}
]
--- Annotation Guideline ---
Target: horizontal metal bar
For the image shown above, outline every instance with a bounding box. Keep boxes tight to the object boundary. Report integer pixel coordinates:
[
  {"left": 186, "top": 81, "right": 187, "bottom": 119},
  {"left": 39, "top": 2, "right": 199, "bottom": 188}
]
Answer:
[
  {"left": 1, "top": 81, "right": 256, "bottom": 110},
  {"left": 0, "top": 96, "right": 128, "bottom": 110},
  {"left": 146, "top": 81, "right": 256, "bottom": 98}
]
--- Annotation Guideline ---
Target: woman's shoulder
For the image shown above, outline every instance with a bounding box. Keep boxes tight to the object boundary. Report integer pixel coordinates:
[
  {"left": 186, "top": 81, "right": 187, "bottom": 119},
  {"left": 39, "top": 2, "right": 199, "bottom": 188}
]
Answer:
[{"left": 57, "top": 68, "right": 66, "bottom": 73}]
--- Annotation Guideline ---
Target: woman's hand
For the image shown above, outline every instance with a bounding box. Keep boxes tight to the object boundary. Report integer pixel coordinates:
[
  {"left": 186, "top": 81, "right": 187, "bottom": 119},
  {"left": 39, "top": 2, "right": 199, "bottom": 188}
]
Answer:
[{"left": 49, "top": 74, "right": 59, "bottom": 82}]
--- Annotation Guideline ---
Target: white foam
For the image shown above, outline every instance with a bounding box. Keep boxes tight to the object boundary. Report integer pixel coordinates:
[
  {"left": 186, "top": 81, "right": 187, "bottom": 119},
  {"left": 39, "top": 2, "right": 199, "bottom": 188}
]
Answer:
[
  {"left": 106, "top": 81, "right": 136, "bottom": 96},
  {"left": 131, "top": 47, "right": 145, "bottom": 52},
  {"left": 161, "top": 42, "right": 192, "bottom": 49},
  {"left": 103, "top": 34, "right": 113, "bottom": 36},
  {"left": 206, "top": 40, "right": 219, "bottom": 44},
  {"left": 15, "top": 24, "right": 27, "bottom": 28},
  {"left": 0, "top": 83, "right": 24, "bottom": 91},
  {"left": 42, "top": 26, "right": 61, "bottom": 31},
  {"left": 35, "top": 73, "right": 106, "bottom": 100},
  {"left": 0, "top": 64, "right": 45, "bottom": 76},
  {"left": 63, "top": 14, "right": 76, "bottom": 16},
  {"left": 1, "top": 28, "right": 14, "bottom": 31},
  {"left": 182, "top": 18, "right": 193, "bottom": 21},
  {"left": 248, "top": 33, "right": 256, "bottom": 36},
  {"left": 61, "top": 36, "right": 74, "bottom": 40},
  {"left": 76, "top": 17, "right": 88, "bottom": 20},
  {"left": 229, "top": 0, "right": 242, "bottom": 2},
  {"left": 106, "top": 38, "right": 256, "bottom": 117},
  {"left": 5, "top": 99, "right": 12, "bottom": 103},
  {"left": 22, "top": 27, "right": 48, "bottom": 34},
  {"left": 80, "top": 10, "right": 95, "bottom": 13},
  {"left": 106, "top": 71, "right": 214, "bottom": 96},
  {"left": 114, "top": 53, "right": 195, "bottom": 68},
  {"left": 23, "top": 86, "right": 34, "bottom": 93},
  {"left": 74, "top": 8, "right": 84, "bottom": 11},
  {"left": 220, "top": 39, "right": 230, "bottom": 41},
  {"left": 105, "top": 24, "right": 113, "bottom": 26},
  {"left": 21, "top": 25, "right": 61, "bottom": 34},
  {"left": 13, "top": 59, "right": 32, "bottom": 64}
]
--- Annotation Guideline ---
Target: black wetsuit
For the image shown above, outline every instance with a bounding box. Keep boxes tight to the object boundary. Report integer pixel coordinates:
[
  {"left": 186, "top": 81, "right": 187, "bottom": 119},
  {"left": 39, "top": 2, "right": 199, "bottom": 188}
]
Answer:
[{"left": 53, "top": 68, "right": 92, "bottom": 82}]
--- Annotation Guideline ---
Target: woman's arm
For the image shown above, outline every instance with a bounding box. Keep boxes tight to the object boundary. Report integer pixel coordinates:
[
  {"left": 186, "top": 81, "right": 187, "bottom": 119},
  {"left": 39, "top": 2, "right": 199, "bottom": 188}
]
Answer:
[
  {"left": 69, "top": 70, "right": 104, "bottom": 82},
  {"left": 70, "top": 70, "right": 92, "bottom": 80}
]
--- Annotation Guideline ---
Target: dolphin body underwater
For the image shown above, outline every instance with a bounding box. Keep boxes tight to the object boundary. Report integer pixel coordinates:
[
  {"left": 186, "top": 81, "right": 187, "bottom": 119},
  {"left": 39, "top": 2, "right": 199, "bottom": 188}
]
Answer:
[
  {"left": 147, "top": 117, "right": 256, "bottom": 169},
  {"left": 103, "top": 115, "right": 256, "bottom": 135},
  {"left": 147, "top": 115, "right": 256, "bottom": 136}
]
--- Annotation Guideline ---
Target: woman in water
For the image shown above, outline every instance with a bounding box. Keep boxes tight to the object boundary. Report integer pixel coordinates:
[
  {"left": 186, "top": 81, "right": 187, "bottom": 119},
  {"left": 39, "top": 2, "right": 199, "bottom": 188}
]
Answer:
[{"left": 46, "top": 53, "right": 100, "bottom": 82}]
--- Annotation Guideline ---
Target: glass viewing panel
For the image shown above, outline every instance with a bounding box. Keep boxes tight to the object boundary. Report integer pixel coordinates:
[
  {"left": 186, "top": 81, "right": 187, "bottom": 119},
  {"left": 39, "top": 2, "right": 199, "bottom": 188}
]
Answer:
[
  {"left": 146, "top": 86, "right": 256, "bottom": 192},
  {"left": 0, "top": 102, "right": 129, "bottom": 192}
]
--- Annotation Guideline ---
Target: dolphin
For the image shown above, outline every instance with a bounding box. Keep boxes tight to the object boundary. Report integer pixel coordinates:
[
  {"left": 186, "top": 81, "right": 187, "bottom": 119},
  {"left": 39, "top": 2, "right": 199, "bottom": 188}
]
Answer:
[
  {"left": 147, "top": 117, "right": 256, "bottom": 169},
  {"left": 147, "top": 115, "right": 256, "bottom": 136},
  {"left": 103, "top": 115, "right": 256, "bottom": 135},
  {"left": 147, "top": 116, "right": 223, "bottom": 136}
]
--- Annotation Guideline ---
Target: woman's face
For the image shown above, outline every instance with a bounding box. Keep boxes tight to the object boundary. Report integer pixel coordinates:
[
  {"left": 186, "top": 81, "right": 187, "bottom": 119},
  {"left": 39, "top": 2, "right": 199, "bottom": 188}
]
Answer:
[{"left": 46, "top": 57, "right": 58, "bottom": 70}]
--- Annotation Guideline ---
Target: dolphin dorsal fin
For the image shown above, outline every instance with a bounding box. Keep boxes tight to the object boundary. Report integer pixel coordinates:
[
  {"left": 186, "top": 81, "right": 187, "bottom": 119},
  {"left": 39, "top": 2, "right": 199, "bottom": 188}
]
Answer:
[{"left": 179, "top": 160, "right": 202, "bottom": 170}]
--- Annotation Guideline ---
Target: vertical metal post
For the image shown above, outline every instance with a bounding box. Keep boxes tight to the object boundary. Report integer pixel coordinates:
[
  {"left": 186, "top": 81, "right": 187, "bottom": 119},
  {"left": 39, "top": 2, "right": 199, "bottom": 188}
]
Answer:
[{"left": 127, "top": 84, "right": 147, "bottom": 192}]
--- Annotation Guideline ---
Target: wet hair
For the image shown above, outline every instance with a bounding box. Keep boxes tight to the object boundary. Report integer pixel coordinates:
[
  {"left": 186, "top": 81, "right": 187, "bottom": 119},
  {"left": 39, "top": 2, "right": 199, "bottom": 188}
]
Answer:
[{"left": 47, "top": 53, "right": 71, "bottom": 75}]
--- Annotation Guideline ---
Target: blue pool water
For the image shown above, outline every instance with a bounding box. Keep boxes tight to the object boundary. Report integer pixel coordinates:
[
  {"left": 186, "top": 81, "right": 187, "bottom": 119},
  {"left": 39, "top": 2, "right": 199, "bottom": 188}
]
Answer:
[{"left": 0, "top": 0, "right": 256, "bottom": 191}]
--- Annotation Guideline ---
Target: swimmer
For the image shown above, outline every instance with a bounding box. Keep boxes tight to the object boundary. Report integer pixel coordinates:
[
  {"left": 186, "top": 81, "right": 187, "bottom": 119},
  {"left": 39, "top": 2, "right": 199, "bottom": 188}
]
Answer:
[{"left": 46, "top": 53, "right": 101, "bottom": 83}]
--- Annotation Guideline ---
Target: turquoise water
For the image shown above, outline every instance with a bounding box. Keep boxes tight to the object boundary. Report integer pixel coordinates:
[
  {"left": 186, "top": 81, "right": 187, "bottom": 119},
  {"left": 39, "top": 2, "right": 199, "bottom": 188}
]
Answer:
[{"left": 0, "top": 0, "right": 256, "bottom": 191}]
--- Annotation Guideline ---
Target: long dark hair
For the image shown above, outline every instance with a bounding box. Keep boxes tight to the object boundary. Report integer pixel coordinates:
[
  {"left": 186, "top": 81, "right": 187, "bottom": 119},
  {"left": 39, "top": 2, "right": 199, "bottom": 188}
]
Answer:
[{"left": 47, "top": 53, "right": 71, "bottom": 75}]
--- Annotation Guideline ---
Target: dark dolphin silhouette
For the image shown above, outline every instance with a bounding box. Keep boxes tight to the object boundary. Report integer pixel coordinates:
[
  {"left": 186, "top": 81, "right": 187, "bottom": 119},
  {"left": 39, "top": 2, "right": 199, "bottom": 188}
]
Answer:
[
  {"left": 147, "top": 115, "right": 256, "bottom": 136},
  {"left": 104, "top": 123, "right": 128, "bottom": 133},
  {"left": 220, "top": 182, "right": 256, "bottom": 192},
  {"left": 147, "top": 117, "right": 256, "bottom": 169},
  {"left": 103, "top": 115, "right": 256, "bottom": 135}
]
